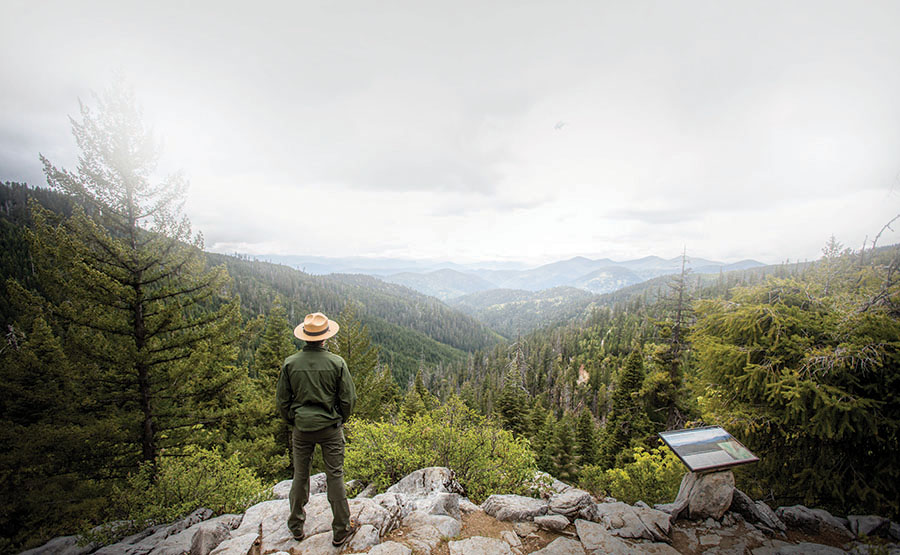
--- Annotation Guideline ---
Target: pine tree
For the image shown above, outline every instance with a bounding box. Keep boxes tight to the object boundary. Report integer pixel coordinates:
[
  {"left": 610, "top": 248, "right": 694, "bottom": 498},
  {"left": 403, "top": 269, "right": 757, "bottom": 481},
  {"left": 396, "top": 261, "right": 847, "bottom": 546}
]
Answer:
[
  {"left": 575, "top": 408, "right": 597, "bottom": 466},
  {"left": 252, "top": 299, "right": 294, "bottom": 382},
  {"left": 599, "top": 347, "right": 651, "bottom": 468},
  {"left": 551, "top": 415, "right": 579, "bottom": 483},
  {"left": 329, "top": 304, "right": 398, "bottom": 421},
  {"left": 534, "top": 411, "right": 557, "bottom": 473},
  {"left": 23, "top": 81, "right": 242, "bottom": 469},
  {"left": 496, "top": 364, "right": 529, "bottom": 436}
]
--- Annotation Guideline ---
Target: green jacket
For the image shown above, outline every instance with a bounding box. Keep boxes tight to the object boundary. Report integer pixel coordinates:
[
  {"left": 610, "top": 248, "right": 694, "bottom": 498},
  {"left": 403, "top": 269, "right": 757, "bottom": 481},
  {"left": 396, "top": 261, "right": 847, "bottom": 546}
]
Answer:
[{"left": 276, "top": 344, "right": 357, "bottom": 431}]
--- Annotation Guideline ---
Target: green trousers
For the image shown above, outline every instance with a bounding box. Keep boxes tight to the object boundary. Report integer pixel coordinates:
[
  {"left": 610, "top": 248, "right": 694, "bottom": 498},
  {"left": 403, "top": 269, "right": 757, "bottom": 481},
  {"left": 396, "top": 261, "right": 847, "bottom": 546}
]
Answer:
[{"left": 287, "top": 424, "right": 351, "bottom": 540}]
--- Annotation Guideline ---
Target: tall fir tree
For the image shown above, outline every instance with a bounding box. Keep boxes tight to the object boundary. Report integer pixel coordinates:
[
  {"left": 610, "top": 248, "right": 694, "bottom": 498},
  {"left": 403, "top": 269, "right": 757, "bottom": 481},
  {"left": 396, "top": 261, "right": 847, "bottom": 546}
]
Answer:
[
  {"left": 328, "top": 304, "right": 398, "bottom": 421},
  {"left": 19, "top": 80, "right": 242, "bottom": 470},
  {"left": 599, "top": 347, "right": 652, "bottom": 468},
  {"left": 575, "top": 408, "right": 597, "bottom": 467},
  {"left": 551, "top": 415, "right": 580, "bottom": 483}
]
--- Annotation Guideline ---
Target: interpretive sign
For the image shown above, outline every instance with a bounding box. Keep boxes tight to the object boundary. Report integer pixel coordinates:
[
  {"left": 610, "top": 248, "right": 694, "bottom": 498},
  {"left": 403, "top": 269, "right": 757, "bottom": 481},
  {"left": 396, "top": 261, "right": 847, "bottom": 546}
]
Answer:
[{"left": 658, "top": 426, "right": 758, "bottom": 472}]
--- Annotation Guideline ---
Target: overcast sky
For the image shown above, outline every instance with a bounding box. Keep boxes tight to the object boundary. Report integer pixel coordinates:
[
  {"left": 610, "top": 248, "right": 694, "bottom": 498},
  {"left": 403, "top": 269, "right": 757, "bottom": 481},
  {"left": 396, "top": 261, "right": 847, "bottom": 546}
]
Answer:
[{"left": 2, "top": 0, "right": 900, "bottom": 265}]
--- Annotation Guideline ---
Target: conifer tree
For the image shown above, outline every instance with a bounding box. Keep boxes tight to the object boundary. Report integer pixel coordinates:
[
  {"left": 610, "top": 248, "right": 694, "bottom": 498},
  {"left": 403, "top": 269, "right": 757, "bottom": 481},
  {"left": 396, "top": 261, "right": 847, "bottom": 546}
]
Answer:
[
  {"left": 22, "top": 81, "right": 242, "bottom": 469},
  {"left": 534, "top": 411, "right": 557, "bottom": 474},
  {"left": 329, "top": 304, "right": 398, "bottom": 421},
  {"left": 252, "top": 298, "right": 294, "bottom": 382},
  {"left": 575, "top": 408, "right": 597, "bottom": 466},
  {"left": 496, "top": 364, "right": 529, "bottom": 436},
  {"left": 599, "top": 347, "right": 651, "bottom": 468},
  {"left": 551, "top": 415, "right": 580, "bottom": 483}
]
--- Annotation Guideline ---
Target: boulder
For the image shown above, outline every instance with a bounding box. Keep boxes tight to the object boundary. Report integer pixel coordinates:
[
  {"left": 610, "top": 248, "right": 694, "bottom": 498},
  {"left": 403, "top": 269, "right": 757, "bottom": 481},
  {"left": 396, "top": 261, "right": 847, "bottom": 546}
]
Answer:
[
  {"left": 514, "top": 522, "right": 538, "bottom": 537},
  {"left": 633, "top": 506, "right": 673, "bottom": 541},
  {"left": 190, "top": 514, "right": 242, "bottom": 555},
  {"left": 233, "top": 498, "right": 291, "bottom": 539},
  {"left": 670, "top": 470, "right": 735, "bottom": 520},
  {"left": 146, "top": 510, "right": 225, "bottom": 555},
  {"left": 448, "top": 536, "right": 513, "bottom": 555},
  {"left": 19, "top": 536, "right": 96, "bottom": 555},
  {"left": 356, "top": 483, "right": 378, "bottom": 499},
  {"left": 848, "top": 515, "right": 889, "bottom": 537},
  {"left": 549, "top": 488, "right": 595, "bottom": 518},
  {"left": 367, "top": 541, "right": 412, "bottom": 555},
  {"left": 386, "top": 467, "right": 462, "bottom": 496},
  {"left": 413, "top": 492, "right": 461, "bottom": 520},
  {"left": 272, "top": 480, "right": 292, "bottom": 499},
  {"left": 293, "top": 532, "right": 340, "bottom": 555},
  {"left": 574, "top": 518, "right": 634, "bottom": 554},
  {"left": 776, "top": 505, "right": 854, "bottom": 541},
  {"left": 347, "top": 524, "right": 380, "bottom": 551},
  {"left": 402, "top": 510, "right": 461, "bottom": 538},
  {"left": 459, "top": 497, "right": 481, "bottom": 514},
  {"left": 402, "top": 524, "right": 444, "bottom": 553},
  {"left": 372, "top": 492, "right": 410, "bottom": 522},
  {"left": 481, "top": 494, "right": 548, "bottom": 521},
  {"left": 532, "top": 537, "right": 586, "bottom": 555},
  {"left": 208, "top": 532, "right": 258, "bottom": 555},
  {"left": 594, "top": 502, "right": 651, "bottom": 540},
  {"left": 535, "top": 514, "right": 571, "bottom": 532},
  {"left": 640, "top": 544, "right": 681, "bottom": 554},
  {"left": 890, "top": 521, "right": 900, "bottom": 542},
  {"left": 730, "top": 489, "right": 786, "bottom": 532},
  {"left": 501, "top": 530, "right": 522, "bottom": 548},
  {"left": 309, "top": 473, "right": 328, "bottom": 495}
]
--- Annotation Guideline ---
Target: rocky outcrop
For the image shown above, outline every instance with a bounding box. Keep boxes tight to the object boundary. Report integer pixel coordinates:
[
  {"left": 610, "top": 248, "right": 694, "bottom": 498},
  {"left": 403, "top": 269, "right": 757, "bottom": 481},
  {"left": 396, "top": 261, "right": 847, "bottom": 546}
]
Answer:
[
  {"left": 481, "top": 494, "right": 548, "bottom": 521},
  {"left": 776, "top": 505, "right": 855, "bottom": 541},
  {"left": 729, "top": 488, "right": 786, "bottom": 532},
  {"left": 447, "top": 536, "right": 512, "bottom": 555}
]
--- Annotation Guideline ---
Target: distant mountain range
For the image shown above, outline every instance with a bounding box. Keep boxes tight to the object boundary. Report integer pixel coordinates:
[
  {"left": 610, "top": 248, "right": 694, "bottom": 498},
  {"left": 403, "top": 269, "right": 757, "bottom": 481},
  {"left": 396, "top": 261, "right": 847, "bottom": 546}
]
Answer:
[{"left": 258, "top": 254, "right": 765, "bottom": 300}]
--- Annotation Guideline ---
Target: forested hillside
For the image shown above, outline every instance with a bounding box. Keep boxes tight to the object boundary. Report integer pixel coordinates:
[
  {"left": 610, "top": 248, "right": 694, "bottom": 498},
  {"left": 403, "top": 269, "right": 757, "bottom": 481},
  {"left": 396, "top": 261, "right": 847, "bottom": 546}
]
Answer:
[{"left": 425, "top": 240, "right": 900, "bottom": 520}]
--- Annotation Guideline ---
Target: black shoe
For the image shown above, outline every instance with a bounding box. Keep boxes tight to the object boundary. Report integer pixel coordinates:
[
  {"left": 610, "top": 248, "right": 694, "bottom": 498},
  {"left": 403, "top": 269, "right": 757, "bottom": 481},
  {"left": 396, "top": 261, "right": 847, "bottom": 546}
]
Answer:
[
  {"left": 292, "top": 532, "right": 305, "bottom": 542},
  {"left": 331, "top": 523, "right": 359, "bottom": 547}
]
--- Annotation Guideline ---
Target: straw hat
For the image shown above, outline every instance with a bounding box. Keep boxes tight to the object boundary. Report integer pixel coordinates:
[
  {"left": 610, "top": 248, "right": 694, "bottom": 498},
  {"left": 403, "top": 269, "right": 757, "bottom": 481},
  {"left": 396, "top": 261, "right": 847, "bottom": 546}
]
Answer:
[{"left": 294, "top": 312, "right": 340, "bottom": 341}]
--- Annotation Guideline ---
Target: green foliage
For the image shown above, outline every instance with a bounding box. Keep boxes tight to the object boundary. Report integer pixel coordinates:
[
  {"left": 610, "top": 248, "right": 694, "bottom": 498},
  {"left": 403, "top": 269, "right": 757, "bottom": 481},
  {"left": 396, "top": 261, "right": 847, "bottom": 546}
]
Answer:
[
  {"left": 692, "top": 253, "right": 900, "bottom": 517},
  {"left": 575, "top": 409, "right": 597, "bottom": 466},
  {"left": 344, "top": 397, "right": 537, "bottom": 503},
  {"left": 580, "top": 446, "right": 683, "bottom": 504},
  {"left": 329, "top": 304, "right": 399, "bottom": 421},
  {"left": 551, "top": 415, "right": 579, "bottom": 483},
  {"left": 599, "top": 347, "right": 653, "bottom": 468},
  {"left": 95, "top": 447, "right": 271, "bottom": 542}
]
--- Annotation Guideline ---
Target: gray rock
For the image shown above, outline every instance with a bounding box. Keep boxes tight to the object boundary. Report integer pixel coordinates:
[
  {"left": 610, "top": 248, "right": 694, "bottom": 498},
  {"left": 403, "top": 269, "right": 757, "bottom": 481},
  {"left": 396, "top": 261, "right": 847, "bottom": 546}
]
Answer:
[
  {"left": 514, "top": 522, "right": 538, "bottom": 537},
  {"left": 372, "top": 492, "right": 411, "bottom": 522},
  {"left": 309, "top": 473, "right": 328, "bottom": 495},
  {"left": 730, "top": 489, "right": 786, "bottom": 532},
  {"left": 532, "top": 537, "right": 586, "bottom": 555},
  {"left": 356, "top": 483, "right": 378, "bottom": 499},
  {"left": 481, "top": 494, "right": 548, "bottom": 521},
  {"left": 848, "top": 515, "right": 889, "bottom": 537},
  {"left": 640, "top": 544, "right": 681, "bottom": 555},
  {"left": 670, "top": 470, "right": 735, "bottom": 521},
  {"left": 776, "top": 505, "right": 854, "bottom": 540},
  {"left": 414, "top": 492, "right": 461, "bottom": 520},
  {"left": 367, "top": 541, "right": 412, "bottom": 555},
  {"left": 293, "top": 532, "right": 340, "bottom": 555},
  {"left": 775, "top": 542, "right": 847, "bottom": 554},
  {"left": 549, "top": 488, "right": 595, "bottom": 518},
  {"left": 699, "top": 534, "right": 721, "bottom": 546},
  {"left": 347, "top": 524, "right": 380, "bottom": 551},
  {"left": 233, "top": 498, "right": 291, "bottom": 539},
  {"left": 891, "top": 521, "right": 900, "bottom": 541},
  {"left": 169, "top": 508, "right": 213, "bottom": 536},
  {"left": 535, "top": 514, "right": 571, "bottom": 532},
  {"left": 272, "top": 479, "right": 292, "bottom": 499},
  {"left": 403, "top": 524, "right": 444, "bottom": 553},
  {"left": 501, "top": 530, "right": 522, "bottom": 548},
  {"left": 574, "top": 519, "right": 634, "bottom": 554},
  {"left": 594, "top": 502, "right": 651, "bottom": 540},
  {"left": 208, "top": 532, "right": 258, "bottom": 555},
  {"left": 19, "top": 536, "right": 96, "bottom": 555},
  {"left": 402, "top": 510, "right": 461, "bottom": 538},
  {"left": 633, "top": 506, "right": 672, "bottom": 541},
  {"left": 190, "top": 514, "right": 242, "bottom": 555},
  {"left": 448, "top": 536, "right": 513, "bottom": 555},
  {"left": 386, "top": 467, "right": 462, "bottom": 496},
  {"left": 459, "top": 497, "right": 481, "bottom": 514},
  {"left": 634, "top": 501, "right": 650, "bottom": 509}
]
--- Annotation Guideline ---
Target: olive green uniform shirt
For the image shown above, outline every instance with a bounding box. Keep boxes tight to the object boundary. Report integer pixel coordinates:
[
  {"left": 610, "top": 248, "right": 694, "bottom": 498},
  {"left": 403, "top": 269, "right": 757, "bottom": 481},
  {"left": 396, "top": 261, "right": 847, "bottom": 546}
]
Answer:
[{"left": 276, "top": 344, "right": 357, "bottom": 431}]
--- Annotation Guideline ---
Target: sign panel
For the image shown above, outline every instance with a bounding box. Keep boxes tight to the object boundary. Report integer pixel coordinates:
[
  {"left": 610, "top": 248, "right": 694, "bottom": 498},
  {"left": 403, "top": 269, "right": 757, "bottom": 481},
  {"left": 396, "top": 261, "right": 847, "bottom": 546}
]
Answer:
[{"left": 658, "top": 426, "right": 758, "bottom": 472}]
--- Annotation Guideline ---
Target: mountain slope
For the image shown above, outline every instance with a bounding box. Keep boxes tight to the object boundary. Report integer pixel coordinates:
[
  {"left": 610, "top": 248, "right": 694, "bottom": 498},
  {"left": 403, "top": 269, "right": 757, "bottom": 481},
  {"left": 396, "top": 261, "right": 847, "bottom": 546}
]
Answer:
[{"left": 383, "top": 269, "right": 497, "bottom": 300}]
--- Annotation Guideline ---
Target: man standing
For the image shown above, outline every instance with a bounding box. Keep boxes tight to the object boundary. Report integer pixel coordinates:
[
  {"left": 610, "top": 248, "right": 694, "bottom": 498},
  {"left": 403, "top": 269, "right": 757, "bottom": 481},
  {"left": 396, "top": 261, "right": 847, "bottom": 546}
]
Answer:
[{"left": 276, "top": 312, "right": 358, "bottom": 547}]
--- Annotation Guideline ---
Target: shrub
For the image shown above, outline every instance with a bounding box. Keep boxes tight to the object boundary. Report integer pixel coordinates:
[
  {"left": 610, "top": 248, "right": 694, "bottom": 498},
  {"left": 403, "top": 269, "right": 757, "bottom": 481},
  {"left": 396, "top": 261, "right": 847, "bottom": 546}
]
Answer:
[
  {"left": 92, "top": 446, "right": 271, "bottom": 543},
  {"left": 579, "top": 445, "right": 684, "bottom": 505},
  {"left": 344, "top": 396, "right": 537, "bottom": 503}
]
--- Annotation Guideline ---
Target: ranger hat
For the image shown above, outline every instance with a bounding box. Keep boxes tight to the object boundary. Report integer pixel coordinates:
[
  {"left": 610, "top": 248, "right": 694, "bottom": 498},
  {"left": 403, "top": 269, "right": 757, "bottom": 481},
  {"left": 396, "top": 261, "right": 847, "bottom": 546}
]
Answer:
[{"left": 294, "top": 312, "right": 340, "bottom": 341}]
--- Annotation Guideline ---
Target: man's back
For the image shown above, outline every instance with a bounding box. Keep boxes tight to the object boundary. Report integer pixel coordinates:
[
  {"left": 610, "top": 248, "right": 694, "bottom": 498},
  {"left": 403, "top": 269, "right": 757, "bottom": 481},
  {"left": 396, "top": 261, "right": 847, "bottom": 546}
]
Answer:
[{"left": 277, "top": 344, "right": 356, "bottom": 432}]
